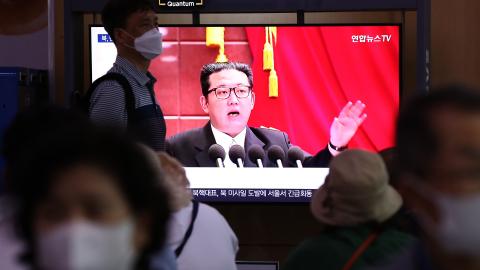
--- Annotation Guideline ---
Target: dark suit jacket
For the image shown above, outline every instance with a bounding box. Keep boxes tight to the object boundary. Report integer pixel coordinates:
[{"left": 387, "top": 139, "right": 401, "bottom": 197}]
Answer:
[{"left": 166, "top": 123, "right": 332, "bottom": 167}]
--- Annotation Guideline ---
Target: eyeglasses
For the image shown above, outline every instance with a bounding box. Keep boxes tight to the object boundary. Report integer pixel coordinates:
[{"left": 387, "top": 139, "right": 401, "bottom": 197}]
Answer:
[{"left": 207, "top": 85, "right": 252, "bottom": 100}]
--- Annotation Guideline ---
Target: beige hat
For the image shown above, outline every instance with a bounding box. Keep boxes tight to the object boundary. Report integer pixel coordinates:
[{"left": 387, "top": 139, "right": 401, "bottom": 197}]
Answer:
[{"left": 311, "top": 149, "right": 402, "bottom": 226}]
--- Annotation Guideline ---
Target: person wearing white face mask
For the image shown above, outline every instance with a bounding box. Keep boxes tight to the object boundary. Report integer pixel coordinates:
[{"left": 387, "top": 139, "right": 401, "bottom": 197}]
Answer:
[
  {"left": 10, "top": 125, "right": 172, "bottom": 270},
  {"left": 88, "top": 0, "right": 167, "bottom": 152},
  {"left": 375, "top": 86, "right": 480, "bottom": 270},
  {"left": 120, "top": 28, "right": 163, "bottom": 60}
]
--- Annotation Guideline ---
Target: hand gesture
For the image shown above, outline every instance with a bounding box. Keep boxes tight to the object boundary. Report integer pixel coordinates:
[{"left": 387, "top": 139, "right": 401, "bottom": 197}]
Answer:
[{"left": 329, "top": 100, "right": 367, "bottom": 148}]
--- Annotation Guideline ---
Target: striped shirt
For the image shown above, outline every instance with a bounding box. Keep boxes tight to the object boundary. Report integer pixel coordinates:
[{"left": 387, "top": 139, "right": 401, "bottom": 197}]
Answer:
[{"left": 89, "top": 56, "right": 158, "bottom": 128}]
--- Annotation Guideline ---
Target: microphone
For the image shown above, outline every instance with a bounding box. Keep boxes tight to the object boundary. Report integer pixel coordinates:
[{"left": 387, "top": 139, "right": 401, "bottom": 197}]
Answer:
[
  {"left": 267, "top": 145, "right": 286, "bottom": 168},
  {"left": 247, "top": 145, "right": 265, "bottom": 168},
  {"left": 287, "top": 146, "right": 305, "bottom": 168},
  {"left": 229, "top": 144, "right": 246, "bottom": 168},
  {"left": 208, "top": 144, "right": 226, "bottom": 168}
]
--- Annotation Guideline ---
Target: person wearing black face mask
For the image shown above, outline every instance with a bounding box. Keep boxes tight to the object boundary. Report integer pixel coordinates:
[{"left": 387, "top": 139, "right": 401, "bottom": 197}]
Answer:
[{"left": 88, "top": 0, "right": 167, "bottom": 151}]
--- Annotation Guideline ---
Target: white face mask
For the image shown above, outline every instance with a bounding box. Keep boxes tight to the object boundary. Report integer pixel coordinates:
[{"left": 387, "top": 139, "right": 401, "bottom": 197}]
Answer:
[
  {"left": 36, "top": 220, "right": 136, "bottom": 270},
  {"left": 415, "top": 182, "right": 480, "bottom": 257},
  {"left": 123, "top": 28, "right": 163, "bottom": 60}
]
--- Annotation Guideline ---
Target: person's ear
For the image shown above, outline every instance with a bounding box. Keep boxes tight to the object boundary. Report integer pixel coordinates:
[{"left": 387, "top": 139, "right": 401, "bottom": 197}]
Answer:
[
  {"left": 133, "top": 213, "right": 152, "bottom": 250},
  {"left": 397, "top": 173, "right": 441, "bottom": 224},
  {"left": 200, "top": 95, "right": 209, "bottom": 114},
  {"left": 250, "top": 91, "right": 255, "bottom": 110},
  {"left": 113, "top": 28, "right": 127, "bottom": 45},
  {"left": 114, "top": 28, "right": 130, "bottom": 47}
]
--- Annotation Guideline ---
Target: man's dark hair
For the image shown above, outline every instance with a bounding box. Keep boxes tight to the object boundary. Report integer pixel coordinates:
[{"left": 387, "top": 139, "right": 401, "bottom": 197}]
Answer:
[
  {"left": 12, "top": 126, "right": 170, "bottom": 270},
  {"left": 101, "top": 0, "right": 155, "bottom": 44},
  {"left": 396, "top": 85, "right": 480, "bottom": 178},
  {"left": 200, "top": 62, "right": 254, "bottom": 97}
]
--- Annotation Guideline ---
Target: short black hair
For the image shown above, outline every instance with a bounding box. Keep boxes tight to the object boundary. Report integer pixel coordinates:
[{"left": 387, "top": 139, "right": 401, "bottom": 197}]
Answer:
[
  {"left": 101, "top": 0, "right": 155, "bottom": 44},
  {"left": 396, "top": 85, "right": 480, "bottom": 177},
  {"left": 12, "top": 127, "right": 170, "bottom": 270},
  {"left": 200, "top": 62, "right": 254, "bottom": 97}
]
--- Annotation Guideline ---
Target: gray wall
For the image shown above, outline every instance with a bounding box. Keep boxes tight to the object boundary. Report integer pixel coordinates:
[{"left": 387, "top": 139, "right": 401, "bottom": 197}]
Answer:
[{"left": 0, "top": 28, "right": 48, "bottom": 69}]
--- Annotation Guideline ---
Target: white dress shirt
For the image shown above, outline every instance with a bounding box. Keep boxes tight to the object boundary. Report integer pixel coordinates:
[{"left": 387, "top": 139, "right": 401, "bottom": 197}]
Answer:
[{"left": 210, "top": 124, "right": 246, "bottom": 168}]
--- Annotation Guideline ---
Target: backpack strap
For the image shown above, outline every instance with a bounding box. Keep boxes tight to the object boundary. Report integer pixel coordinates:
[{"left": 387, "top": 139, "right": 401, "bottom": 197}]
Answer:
[
  {"left": 341, "top": 228, "right": 381, "bottom": 270},
  {"left": 175, "top": 200, "right": 199, "bottom": 257},
  {"left": 86, "top": 72, "right": 136, "bottom": 126}
]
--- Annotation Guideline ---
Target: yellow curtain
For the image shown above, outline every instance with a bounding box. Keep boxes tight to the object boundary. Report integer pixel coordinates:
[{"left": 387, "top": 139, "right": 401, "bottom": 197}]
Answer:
[
  {"left": 263, "top": 27, "right": 278, "bottom": 97},
  {"left": 206, "top": 27, "right": 228, "bottom": 62}
]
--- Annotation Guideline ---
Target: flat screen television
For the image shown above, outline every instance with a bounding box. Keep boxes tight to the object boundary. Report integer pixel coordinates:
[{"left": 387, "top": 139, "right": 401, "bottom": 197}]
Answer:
[{"left": 89, "top": 25, "right": 400, "bottom": 202}]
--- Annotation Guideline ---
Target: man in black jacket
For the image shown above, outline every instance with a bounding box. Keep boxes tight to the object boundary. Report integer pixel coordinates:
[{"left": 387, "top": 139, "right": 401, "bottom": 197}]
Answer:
[{"left": 167, "top": 62, "right": 366, "bottom": 167}]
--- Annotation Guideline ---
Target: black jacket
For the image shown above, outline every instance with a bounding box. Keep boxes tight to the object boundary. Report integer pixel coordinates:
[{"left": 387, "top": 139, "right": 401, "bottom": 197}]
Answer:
[{"left": 166, "top": 123, "right": 332, "bottom": 167}]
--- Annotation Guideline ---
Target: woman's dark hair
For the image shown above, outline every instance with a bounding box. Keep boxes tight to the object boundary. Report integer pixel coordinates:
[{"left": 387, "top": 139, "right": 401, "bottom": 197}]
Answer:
[
  {"left": 102, "top": 0, "right": 155, "bottom": 44},
  {"left": 2, "top": 105, "right": 93, "bottom": 195},
  {"left": 13, "top": 126, "right": 170, "bottom": 270}
]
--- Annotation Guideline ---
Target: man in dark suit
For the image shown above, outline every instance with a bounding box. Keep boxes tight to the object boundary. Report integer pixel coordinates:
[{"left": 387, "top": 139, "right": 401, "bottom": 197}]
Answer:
[{"left": 167, "top": 62, "right": 366, "bottom": 167}]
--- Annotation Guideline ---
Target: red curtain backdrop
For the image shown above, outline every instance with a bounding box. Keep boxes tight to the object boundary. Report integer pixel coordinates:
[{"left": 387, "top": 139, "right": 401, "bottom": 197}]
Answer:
[{"left": 245, "top": 26, "right": 399, "bottom": 154}]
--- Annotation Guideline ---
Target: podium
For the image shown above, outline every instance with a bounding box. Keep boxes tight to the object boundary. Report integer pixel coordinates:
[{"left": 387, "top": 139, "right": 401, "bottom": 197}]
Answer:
[{"left": 185, "top": 167, "right": 329, "bottom": 202}]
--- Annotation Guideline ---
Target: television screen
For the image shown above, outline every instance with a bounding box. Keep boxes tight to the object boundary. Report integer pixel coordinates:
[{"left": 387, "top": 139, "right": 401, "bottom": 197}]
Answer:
[{"left": 89, "top": 25, "right": 400, "bottom": 202}]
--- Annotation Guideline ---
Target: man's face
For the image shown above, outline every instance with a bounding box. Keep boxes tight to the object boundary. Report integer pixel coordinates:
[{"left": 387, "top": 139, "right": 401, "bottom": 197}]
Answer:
[
  {"left": 200, "top": 69, "right": 255, "bottom": 137},
  {"left": 426, "top": 108, "right": 480, "bottom": 196},
  {"left": 115, "top": 9, "right": 158, "bottom": 47},
  {"left": 403, "top": 107, "right": 480, "bottom": 223}
]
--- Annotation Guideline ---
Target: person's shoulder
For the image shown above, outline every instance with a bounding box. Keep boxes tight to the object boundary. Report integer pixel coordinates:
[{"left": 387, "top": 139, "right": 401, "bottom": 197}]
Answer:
[
  {"left": 378, "top": 226, "right": 417, "bottom": 248},
  {"left": 197, "top": 202, "right": 224, "bottom": 219},
  {"left": 167, "top": 127, "right": 205, "bottom": 144},
  {"left": 301, "top": 231, "right": 343, "bottom": 249},
  {"left": 93, "top": 80, "right": 122, "bottom": 92},
  {"left": 251, "top": 126, "right": 286, "bottom": 134},
  {"left": 250, "top": 126, "right": 288, "bottom": 138},
  {"left": 196, "top": 203, "right": 231, "bottom": 227},
  {"left": 91, "top": 71, "right": 128, "bottom": 95},
  {"left": 196, "top": 202, "right": 237, "bottom": 238},
  {"left": 365, "top": 240, "right": 421, "bottom": 270},
  {"left": 249, "top": 126, "right": 290, "bottom": 146},
  {"left": 165, "top": 127, "right": 208, "bottom": 162},
  {"left": 283, "top": 234, "right": 339, "bottom": 270}
]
